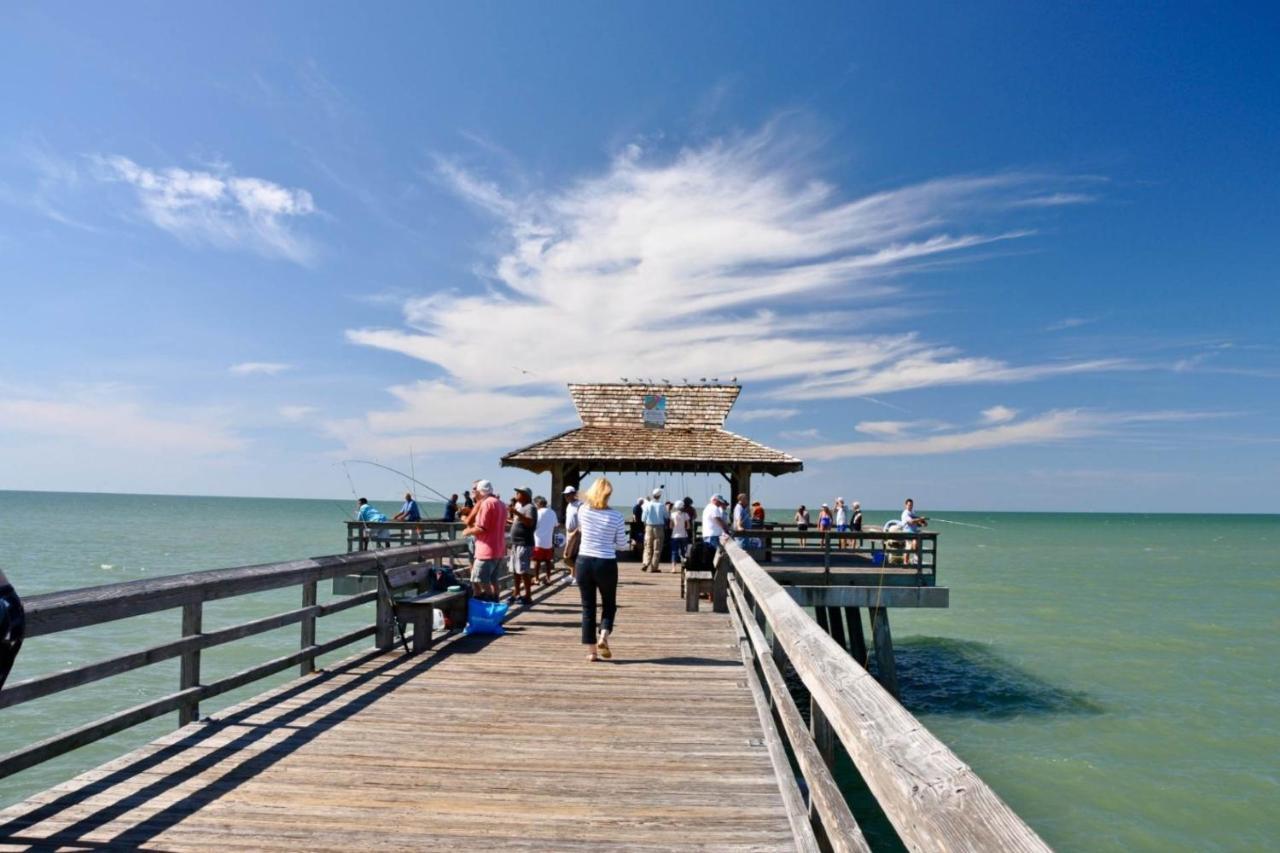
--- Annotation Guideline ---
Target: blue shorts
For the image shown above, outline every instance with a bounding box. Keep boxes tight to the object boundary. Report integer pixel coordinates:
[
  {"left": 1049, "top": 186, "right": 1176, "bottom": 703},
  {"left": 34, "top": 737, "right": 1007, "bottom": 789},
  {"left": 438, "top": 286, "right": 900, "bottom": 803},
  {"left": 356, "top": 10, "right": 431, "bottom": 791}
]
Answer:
[{"left": 836, "top": 524, "right": 849, "bottom": 532}]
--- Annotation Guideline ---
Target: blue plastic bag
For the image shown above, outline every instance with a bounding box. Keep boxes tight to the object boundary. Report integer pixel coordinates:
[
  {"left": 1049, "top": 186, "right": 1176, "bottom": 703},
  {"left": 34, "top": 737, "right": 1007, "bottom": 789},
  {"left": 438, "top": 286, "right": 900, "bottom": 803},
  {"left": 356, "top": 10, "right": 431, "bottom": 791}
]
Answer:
[
  {"left": 871, "top": 549, "right": 886, "bottom": 567},
  {"left": 464, "top": 598, "right": 509, "bottom": 636}
]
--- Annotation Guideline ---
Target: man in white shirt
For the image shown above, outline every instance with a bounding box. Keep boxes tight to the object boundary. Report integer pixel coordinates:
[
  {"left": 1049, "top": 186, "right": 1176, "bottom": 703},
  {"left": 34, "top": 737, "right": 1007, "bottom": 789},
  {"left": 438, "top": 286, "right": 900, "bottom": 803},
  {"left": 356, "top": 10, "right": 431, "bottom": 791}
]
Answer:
[
  {"left": 901, "top": 498, "right": 928, "bottom": 565},
  {"left": 639, "top": 488, "right": 669, "bottom": 572},
  {"left": 532, "top": 496, "right": 559, "bottom": 586},
  {"left": 702, "top": 495, "right": 729, "bottom": 549}
]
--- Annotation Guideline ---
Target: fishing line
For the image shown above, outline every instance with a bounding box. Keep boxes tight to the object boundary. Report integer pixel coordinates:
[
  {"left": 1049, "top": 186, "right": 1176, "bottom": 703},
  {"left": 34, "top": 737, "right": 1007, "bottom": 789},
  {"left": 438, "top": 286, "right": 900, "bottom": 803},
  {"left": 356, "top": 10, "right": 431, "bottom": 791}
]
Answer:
[
  {"left": 342, "top": 459, "right": 451, "bottom": 503},
  {"left": 929, "top": 517, "right": 995, "bottom": 531}
]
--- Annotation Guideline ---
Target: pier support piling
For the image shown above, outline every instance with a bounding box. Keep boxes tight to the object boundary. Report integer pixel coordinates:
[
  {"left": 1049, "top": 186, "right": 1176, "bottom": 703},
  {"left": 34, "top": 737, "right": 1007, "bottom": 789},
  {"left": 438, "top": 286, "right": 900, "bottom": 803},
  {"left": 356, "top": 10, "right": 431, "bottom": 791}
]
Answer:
[
  {"left": 869, "top": 607, "right": 899, "bottom": 699},
  {"left": 827, "top": 607, "right": 847, "bottom": 651},
  {"left": 844, "top": 606, "right": 867, "bottom": 667}
]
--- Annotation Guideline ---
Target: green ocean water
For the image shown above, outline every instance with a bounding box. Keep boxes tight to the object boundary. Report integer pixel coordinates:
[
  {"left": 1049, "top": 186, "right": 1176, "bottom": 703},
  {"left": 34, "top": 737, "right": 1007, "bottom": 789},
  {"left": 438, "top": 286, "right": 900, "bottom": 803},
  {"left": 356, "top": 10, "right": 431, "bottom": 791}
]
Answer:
[{"left": 0, "top": 491, "right": 1277, "bottom": 851}]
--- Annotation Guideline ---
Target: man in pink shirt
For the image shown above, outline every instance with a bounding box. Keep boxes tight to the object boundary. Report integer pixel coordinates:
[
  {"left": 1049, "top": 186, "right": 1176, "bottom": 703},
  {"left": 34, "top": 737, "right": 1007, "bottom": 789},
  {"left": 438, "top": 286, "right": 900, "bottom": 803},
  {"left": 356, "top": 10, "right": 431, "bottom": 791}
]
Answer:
[{"left": 462, "top": 479, "right": 507, "bottom": 600}]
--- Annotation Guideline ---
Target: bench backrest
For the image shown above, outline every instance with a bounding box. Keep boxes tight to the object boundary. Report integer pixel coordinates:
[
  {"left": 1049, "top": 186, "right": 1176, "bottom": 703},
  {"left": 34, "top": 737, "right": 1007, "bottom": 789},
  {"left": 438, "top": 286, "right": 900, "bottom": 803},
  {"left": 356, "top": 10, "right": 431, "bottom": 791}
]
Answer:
[{"left": 383, "top": 561, "right": 435, "bottom": 591}]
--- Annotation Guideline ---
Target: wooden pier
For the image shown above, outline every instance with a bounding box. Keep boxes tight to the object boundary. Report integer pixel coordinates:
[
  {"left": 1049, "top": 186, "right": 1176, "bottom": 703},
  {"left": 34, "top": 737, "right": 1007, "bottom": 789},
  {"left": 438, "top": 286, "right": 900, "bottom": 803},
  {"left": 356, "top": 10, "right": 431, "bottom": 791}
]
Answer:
[{"left": 0, "top": 536, "right": 1047, "bottom": 851}]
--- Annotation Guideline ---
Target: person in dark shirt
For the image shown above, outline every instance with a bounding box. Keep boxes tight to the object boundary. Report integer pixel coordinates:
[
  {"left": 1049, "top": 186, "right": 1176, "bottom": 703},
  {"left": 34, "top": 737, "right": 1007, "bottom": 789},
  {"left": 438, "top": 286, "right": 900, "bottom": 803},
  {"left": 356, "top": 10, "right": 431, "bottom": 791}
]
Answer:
[
  {"left": 508, "top": 487, "right": 537, "bottom": 605},
  {"left": 443, "top": 493, "right": 459, "bottom": 522}
]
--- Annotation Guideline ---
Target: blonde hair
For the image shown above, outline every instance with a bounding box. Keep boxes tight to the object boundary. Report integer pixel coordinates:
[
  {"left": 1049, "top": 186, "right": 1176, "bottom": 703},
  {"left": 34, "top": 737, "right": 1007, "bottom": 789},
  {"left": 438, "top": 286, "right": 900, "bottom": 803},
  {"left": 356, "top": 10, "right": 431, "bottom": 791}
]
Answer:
[{"left": 583, "top": 477, "right": 613, "bottom": 510}]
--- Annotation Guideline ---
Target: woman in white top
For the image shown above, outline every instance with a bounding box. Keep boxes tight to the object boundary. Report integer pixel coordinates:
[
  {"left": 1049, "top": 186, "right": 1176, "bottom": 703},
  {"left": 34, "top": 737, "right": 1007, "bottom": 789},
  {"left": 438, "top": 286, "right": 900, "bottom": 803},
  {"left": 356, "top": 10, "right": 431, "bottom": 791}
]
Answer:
[
  {"left": 669, "top": 503, "right": 690, "bottom": 568},
  {"left": 566, "top": 477, "right": 630, "bottom": 662}
]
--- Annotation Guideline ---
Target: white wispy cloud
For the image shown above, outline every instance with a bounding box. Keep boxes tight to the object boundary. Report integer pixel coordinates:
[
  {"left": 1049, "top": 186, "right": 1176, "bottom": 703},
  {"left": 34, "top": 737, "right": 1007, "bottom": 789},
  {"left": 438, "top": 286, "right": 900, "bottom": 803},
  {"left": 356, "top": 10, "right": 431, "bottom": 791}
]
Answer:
[
  {"left": 347, "top": 127, "right": 1113, "bottom": 407},
  {"left": 1045, "top": 316, "right": 1100, "bottom": 332},
  {"left": 230, "top": 362, "right": 293, "bottom": 376},
  {"left": 91, "top": 155, "right": 317, "bottom": 263},
  {"left": 779, "top": 427, "right": 821, "bottom": 441},
  {"left": 981, "top": 405, "right": 1019, "bottom": 424},
  {"left": 1010, "top": 192, "right": 1098, "bottom": 207},
  {"left": 278, "top": 405, "right": 319, "bottom": 421},
  {"left": 0, "top": 383, "right": 243, "bottom": 455},
  {"left": 799, "top": 409, "right": 1226, "bottom": 460},
  {"left": 322, "top": 381, "right": 570, "bottom": 457}
]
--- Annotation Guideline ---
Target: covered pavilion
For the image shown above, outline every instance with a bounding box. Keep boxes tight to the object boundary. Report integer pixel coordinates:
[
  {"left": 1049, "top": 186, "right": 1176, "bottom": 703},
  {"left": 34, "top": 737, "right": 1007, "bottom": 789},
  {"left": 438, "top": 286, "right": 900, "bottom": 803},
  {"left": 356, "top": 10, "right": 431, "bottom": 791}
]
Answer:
[{"left": 501, "top": 383, "right": 803, "bottom": 517}]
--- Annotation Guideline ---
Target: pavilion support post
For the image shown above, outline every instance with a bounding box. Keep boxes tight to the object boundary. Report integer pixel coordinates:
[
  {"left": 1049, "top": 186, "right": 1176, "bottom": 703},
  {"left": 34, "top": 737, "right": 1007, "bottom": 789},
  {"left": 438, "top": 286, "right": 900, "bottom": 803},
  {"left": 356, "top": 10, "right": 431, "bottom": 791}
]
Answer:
[{"left": 550, "top": 464, "right": 566, "bottom": 519}]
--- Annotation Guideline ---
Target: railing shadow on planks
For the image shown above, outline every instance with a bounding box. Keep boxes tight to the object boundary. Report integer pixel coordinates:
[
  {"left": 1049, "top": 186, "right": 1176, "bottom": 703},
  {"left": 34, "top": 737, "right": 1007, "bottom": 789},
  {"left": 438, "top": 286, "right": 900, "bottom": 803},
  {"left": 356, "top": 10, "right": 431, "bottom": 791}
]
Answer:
[
  {"left": 0, "top": 539, "right": 474, "bottom": 783},
  {"left": 719, "top": 537, "right": 1050, "bottom": 853}
]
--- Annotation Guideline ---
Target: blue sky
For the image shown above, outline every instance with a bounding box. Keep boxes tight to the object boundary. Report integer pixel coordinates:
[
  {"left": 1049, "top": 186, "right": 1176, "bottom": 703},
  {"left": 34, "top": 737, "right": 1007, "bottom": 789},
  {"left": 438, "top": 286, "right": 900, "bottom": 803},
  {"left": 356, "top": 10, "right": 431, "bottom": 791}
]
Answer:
[{"left": 1, "top": 1, "right": 1277, "bottom": 512}]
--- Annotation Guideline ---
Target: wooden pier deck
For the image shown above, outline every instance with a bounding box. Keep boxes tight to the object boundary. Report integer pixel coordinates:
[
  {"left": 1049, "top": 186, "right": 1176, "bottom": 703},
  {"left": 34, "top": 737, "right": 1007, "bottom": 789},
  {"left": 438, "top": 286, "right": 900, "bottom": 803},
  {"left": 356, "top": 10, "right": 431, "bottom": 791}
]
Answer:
[{"left": 0, "top": 568, "right": 799, "bottom": 851}]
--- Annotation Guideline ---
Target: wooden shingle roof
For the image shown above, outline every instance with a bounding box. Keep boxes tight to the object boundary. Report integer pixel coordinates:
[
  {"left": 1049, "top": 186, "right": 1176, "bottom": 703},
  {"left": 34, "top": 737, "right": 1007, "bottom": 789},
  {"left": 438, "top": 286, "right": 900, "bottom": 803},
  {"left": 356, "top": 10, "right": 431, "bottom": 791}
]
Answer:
[
  {"left": 501, "top": 384, "right": 803, "bottom": 476},
  {"left": 569, "top": 383, "right": 739, "bottom": 428}
]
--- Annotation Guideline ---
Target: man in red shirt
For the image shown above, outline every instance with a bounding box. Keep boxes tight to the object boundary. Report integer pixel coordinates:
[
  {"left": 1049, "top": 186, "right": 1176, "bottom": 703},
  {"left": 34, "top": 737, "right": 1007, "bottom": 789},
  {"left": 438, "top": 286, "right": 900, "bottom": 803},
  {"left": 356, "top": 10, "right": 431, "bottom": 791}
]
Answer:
[{"left": 462, "top": 479, "right": 507, "bottom": 601}]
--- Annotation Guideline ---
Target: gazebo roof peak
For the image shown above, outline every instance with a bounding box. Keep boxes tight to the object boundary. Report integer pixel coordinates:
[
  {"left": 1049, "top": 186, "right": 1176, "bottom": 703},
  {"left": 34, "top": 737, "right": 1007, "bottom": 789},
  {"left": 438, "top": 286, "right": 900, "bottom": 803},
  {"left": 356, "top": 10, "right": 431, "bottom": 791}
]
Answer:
[{"left": 568, "top": 382, "right": 740, "bottom": 430}]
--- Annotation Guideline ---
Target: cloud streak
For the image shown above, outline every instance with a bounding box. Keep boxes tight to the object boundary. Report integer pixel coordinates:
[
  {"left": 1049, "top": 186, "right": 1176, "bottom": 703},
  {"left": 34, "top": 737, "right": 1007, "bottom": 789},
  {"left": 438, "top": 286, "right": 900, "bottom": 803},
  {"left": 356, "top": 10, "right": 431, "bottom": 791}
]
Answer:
[
  {"left": 349, "top": 129, "right": 1111, "bottom": 408},
  {"left": 799, "top": 409, "right": 1226, "bottom": 460},
  {"left": 92, "top": 155, "right": 318, "bottom": 263},
  {"left": 230, "top": 362, "right": 293, "bottom": 376},
  {"left": 0, "top": 384, "right": 243, "bottom": 455}
]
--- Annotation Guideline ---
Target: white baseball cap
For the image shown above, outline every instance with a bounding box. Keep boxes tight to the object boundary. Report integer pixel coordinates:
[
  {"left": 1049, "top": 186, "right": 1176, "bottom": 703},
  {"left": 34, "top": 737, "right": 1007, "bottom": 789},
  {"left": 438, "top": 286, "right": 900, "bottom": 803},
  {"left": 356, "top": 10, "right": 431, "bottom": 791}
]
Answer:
[
  {"left": 650, "top": 488, "right": 663, "bottom": 498},
  {"left": 563, "top": 485, "right": 577, "bottom": 495}
]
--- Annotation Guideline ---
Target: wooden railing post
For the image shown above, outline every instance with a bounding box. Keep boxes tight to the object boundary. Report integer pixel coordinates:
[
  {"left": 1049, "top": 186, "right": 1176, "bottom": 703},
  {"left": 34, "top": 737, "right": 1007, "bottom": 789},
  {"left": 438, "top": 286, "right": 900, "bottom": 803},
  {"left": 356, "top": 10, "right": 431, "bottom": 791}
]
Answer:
[
  {"left": 300, "top": 581, "right": 317, "bottom": 676},
  {"left": 375, "top": 571, "right": 394, "bottom": 649},
  {"left": 179, "top": 602, "right": 202, "bottom": 726},
  {"left": 810, "top": 694, "right": 836, "bottom": 772}
]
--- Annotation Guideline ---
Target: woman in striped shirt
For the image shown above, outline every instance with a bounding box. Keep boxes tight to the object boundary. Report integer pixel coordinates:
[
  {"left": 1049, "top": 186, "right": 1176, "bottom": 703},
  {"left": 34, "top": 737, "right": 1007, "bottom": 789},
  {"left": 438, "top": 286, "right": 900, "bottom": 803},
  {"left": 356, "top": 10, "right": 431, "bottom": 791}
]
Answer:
[{"left": 566, "top": 477, "right": 631, "bottom": 661}]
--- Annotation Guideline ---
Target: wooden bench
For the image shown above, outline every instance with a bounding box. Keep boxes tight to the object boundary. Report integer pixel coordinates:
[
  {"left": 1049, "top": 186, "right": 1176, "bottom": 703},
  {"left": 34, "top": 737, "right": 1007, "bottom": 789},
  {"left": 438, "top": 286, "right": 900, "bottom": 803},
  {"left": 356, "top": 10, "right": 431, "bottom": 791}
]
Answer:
[
  {"left": 683, "top": 567, "right": 729, "bottom": 613},
  {"left": 378, "top": 561, "right": 468, "bottom": 653}
]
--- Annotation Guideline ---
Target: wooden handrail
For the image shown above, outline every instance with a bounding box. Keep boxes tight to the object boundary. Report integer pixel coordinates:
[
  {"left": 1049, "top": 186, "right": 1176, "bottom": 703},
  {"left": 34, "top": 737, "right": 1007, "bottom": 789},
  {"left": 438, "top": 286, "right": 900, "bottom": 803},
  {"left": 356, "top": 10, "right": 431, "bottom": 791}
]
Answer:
[
  {"left": 0, "top": 540, "right": 471, "bottom": 781},
  {"left": 24, "top": 542, "right": 460, "bottom": 637},
  {"left": 726, "top": 574, "right": 869, "bottom": 852},
  {"left": 721, "top": 538, "right": 1049, "bottom": 852}
]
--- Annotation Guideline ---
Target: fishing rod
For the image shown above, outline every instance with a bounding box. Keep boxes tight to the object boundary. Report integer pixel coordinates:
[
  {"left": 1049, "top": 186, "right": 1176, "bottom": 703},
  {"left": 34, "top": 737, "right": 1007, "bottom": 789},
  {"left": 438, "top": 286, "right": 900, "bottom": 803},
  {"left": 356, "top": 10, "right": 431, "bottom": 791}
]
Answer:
[
  {"left": 339, "top": 462, "right": 411, "bottom": 653},
  {"left": 928, "top": 517, "right": 995, "bottom": 531},
  {"left": 341, "top": 459, "right": 452, "bottom": 503}
]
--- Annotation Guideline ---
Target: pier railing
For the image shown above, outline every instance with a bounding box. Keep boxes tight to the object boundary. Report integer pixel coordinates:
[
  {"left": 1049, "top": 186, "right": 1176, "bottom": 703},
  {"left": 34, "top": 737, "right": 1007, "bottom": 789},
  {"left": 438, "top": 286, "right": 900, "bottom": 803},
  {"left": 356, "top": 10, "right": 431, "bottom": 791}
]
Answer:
[
  {"left": 721, "top": 537, "right": 1048, "bottom": 852},
  {"left": 742, "top": 526, "right": 938, "bottom": 582},
  {"left": 0, "top": 540, "right": 470, "bottom": 781},
  {"left": 345, "top": 520, "right": 463, "bottom": 552}
]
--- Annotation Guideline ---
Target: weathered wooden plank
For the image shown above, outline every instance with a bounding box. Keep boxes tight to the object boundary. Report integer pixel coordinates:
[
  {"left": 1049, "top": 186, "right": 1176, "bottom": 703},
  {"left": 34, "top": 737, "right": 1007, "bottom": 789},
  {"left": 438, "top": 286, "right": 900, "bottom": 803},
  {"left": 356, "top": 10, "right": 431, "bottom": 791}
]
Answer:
[
  {"left": 723, "top": 539, "right": 1051, "bottom": 853},
  {"left": 2, "top": 566, "right": 801, "bottom": 851}
]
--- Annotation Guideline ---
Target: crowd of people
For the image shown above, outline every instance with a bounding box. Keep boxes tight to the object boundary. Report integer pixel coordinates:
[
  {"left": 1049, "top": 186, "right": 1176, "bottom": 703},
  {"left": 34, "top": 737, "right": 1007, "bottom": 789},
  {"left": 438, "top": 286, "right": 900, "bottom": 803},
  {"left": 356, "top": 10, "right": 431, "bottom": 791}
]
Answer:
[{"left": 355, "top": 486, "right": 930, "bottom": 662}]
